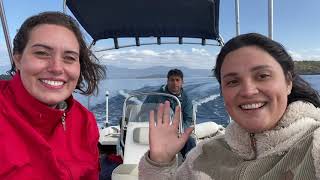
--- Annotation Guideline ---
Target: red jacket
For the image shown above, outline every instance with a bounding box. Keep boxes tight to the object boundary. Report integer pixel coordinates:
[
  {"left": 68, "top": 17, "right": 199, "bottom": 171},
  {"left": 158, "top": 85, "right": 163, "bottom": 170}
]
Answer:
[{"left": 0, "top": 74, "right": 99, "bottom": 180}]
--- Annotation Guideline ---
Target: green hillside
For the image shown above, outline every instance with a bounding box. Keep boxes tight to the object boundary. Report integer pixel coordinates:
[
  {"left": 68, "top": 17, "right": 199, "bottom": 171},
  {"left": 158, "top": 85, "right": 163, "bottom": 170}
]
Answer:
[
  {"left": 1, "top": 61, "right": 320, "bottom": 79},
  {"left": 294, "top": 61, "right": 320, "bottom": 75}
]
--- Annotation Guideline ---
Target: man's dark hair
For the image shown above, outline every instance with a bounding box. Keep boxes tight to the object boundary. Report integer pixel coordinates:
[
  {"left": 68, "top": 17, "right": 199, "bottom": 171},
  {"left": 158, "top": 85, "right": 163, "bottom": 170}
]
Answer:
[{"left": 167, "top": 69, "right": 183, "bottom": 79}]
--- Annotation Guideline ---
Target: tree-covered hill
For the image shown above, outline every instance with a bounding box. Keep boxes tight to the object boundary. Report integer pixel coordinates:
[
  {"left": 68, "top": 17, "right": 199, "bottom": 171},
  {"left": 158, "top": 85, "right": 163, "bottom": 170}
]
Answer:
[
  {"left": 1, "top": 61, "right": 320, "bottom": 79},
  {"left": 294, "top": 61, "right": 320, "bottom": 75}
]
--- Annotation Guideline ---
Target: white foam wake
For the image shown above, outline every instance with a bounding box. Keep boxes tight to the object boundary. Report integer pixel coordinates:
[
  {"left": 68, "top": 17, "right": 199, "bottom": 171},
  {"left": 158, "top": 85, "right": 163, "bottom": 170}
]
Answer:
[
  {"left": 192, "top": 94, "right": 220, "bottom": 112},
  {"left": 118, "top": 89, "right": 143, "bottom": 105}
]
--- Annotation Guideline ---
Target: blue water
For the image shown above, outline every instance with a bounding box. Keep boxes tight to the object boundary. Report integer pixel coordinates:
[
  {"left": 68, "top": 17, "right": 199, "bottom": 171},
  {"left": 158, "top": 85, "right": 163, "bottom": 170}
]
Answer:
[{"left": 74, "top": 75, "right": 320, "bottom": 128}]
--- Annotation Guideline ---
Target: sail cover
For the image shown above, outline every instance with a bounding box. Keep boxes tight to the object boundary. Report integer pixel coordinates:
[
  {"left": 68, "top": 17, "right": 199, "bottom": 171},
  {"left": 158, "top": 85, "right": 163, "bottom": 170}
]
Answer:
[{"left": 66, "top": 0, "right": 220, "bottom": 42}]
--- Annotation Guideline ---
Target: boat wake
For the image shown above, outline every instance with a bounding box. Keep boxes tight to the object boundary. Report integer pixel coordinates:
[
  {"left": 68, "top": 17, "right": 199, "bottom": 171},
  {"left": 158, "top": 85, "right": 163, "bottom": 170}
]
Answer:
[{"left": 193, "top": 94, "right": 220, "bottom": 112}]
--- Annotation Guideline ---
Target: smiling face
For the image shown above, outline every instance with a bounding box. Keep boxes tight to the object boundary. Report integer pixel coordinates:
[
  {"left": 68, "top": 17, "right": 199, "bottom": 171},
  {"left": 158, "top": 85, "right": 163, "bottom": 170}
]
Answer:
[
  {"left": 14, "top": 24, "right": 80, "bottom": 108},
  {"left": 220, "top": 46, "right": 292, "bottom": 132}
]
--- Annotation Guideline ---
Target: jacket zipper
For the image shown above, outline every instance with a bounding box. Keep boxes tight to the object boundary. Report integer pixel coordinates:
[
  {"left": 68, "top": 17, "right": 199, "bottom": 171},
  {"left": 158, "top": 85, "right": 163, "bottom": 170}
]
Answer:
[
  {"left": 61, "top": 112, "right": 66, "bottom": 131},
  {"left": 249, "top": 133, "right": 257, "bottom": 159}
]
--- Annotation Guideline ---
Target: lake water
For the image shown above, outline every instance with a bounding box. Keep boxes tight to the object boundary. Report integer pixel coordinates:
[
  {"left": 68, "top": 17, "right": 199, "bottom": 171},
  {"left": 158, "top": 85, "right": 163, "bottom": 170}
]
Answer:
[{"left": 74, "top": 75, "right": 320, "bottom": 128}]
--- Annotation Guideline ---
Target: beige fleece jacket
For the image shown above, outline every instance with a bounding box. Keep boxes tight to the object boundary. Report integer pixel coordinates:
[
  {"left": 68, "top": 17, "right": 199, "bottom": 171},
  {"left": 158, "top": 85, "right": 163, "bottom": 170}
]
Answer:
[{"left": 139, "top": 101, "right": 320, "bottom": 180}]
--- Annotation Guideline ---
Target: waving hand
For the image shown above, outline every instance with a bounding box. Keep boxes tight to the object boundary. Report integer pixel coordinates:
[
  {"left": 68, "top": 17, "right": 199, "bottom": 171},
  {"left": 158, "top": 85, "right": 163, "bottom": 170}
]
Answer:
[{"left": 149, "top": 101, "right": 194, "bottom": 163}]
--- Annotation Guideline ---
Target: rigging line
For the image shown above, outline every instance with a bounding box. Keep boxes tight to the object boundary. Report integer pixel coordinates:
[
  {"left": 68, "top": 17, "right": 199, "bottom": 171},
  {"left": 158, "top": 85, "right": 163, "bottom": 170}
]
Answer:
[{"left": 0, "top": 0, "right": 14, "bottom": 66}]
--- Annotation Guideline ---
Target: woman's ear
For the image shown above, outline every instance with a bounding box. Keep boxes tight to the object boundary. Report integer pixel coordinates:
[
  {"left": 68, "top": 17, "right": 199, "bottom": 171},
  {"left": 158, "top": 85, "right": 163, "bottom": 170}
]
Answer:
[
  {"left": 287, "top": 81, "right": 292, "bottom": 95},
  {"left": 13, "top": 54, "right": 22, "bottom": 71},
  {"left": 286, "top": 72, "right": 293, "bottom": 95},
  {"left": 287, "top": 80, "right": 292, "bottom": 96}
]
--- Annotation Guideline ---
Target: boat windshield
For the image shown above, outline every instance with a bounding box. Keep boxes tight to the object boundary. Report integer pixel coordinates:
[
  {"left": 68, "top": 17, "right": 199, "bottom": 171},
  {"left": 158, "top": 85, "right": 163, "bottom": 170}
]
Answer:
[{"left": 123, "top": 93, "right": 178, "bottom": 124}]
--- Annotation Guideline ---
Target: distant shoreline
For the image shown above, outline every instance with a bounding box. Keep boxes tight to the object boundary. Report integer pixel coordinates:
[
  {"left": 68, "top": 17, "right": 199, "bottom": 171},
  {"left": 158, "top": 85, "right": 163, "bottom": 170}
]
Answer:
[
  {"left": 299, "top": 73, "right": 320, "bottom": 75},
  {"left": 294, "top": 61, "right": 320, "bottom": 75},
  {"left": 2, "top": 61, "right": 320, "bottom": 79},
  {"left": 2, "top": 73, "right": 319, "bottom": 81}
]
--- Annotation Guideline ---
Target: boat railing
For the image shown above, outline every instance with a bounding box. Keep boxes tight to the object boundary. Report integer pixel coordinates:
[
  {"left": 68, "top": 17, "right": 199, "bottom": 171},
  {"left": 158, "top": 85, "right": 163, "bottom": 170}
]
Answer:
[
  {"left": 117, "top": 92, "right": 185, "bottom": 165},
  {"left": 121, "top": 92, "right": 183, "bottom": 133}
]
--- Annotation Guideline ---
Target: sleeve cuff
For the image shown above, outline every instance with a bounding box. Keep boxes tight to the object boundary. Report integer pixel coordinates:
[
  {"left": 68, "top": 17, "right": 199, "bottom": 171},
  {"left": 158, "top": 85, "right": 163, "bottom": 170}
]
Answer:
[{"left": 145, "top": 151, "right": 177, "bottom": 167}]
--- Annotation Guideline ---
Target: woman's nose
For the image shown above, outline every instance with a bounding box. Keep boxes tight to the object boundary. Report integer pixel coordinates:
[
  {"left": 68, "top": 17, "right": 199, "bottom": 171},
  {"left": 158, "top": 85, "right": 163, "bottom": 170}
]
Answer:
[
  {"left": 47, "top": 56, "right": 63, "bottom": 75},
  {"left": 239, "top": 80, "right": 259, "bottom": 97}
]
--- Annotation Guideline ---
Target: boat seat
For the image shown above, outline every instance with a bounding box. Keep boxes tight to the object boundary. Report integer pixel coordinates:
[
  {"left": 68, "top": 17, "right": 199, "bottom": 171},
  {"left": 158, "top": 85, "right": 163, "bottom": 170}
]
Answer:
[
  {"left": 133, "top": 126, "right": 149, "bottom": 145},
  {"left": 123, "top": 122, "right": 149, "bottom": 164},
  {"left": 99, "top": 126, "right": 120, "bottom": 145},
  {"left": 194, "top": 121, "right": 224, "bottom": 139},
  {"left": 113, "top": 122, "right": 149, "bottom": 179},
  {"left": 112, "top": 164, "right": 138, "bottom": 180}
]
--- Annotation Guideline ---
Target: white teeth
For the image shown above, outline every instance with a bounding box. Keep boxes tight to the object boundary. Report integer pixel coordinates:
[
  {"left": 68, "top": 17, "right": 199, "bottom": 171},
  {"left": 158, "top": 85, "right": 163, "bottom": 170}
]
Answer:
[
  {"left": 241, "top": 102, "right": 265, "bottom": 110},
  {"left": 41, "top": 79, "right": 64, "bottom": 86}
]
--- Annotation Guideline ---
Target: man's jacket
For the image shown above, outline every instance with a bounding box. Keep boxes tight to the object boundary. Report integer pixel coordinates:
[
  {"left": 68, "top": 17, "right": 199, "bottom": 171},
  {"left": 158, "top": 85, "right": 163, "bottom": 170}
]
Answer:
[{"left": 141, "top": 85, "right": 193, "bottom": 129}]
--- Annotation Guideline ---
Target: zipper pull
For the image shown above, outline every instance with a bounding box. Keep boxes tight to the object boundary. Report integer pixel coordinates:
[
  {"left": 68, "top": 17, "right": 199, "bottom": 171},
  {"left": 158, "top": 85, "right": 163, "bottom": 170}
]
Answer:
[
  {"left": 61, "top": 112, "right": 66, "bottom": 131},
  {"left": 249, "top": 133, "right": 257, "bottom": 159}
]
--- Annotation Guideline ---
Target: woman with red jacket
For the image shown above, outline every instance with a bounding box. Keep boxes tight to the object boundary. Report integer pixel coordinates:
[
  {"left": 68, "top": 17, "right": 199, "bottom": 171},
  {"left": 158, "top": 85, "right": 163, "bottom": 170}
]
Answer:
[{"left": 0, "top": 12, "right": 105, "bottom": 179}]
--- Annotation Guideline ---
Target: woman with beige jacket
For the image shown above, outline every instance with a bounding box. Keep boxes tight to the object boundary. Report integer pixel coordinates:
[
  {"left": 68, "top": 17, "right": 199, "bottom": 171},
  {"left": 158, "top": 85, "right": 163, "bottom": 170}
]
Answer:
[{"left": 139, "top": 33, "right": 320, "bottom": 180}]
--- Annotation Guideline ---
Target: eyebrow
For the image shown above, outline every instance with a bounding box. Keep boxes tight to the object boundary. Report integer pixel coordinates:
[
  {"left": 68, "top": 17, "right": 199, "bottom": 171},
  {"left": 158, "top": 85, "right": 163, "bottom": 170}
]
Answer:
[
  {"left": 222, "top": 65, "right": 272, "bottom": 79},
  {"left": 31, "top": 44, "right": 53, "bottom": 50},
  {"left": 251, "top": 65, "right": 271, "bottom": 71},
  {"left": 31, "top": 43, "right": 80, "bottom": 56}
]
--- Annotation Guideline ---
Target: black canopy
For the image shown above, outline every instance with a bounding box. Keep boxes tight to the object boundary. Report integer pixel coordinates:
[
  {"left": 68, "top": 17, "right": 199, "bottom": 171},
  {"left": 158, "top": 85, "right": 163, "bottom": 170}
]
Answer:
[{"left": 67, "top": 0, "right": 221, "bottom": 43}]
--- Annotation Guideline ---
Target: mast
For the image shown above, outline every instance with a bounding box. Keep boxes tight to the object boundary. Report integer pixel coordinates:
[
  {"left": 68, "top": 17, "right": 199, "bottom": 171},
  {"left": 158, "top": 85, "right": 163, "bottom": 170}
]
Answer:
[
  {"left": 0, "top": 0, "right": 14, "bottom": 66},
  {"left": 105, "top": 91, "right": 109, "bottom": 126},
  {"left": 268, "top": 0, "right": 273, "bottom": 39},
  {"left": 235, "top": 0, "right": 273, "bottom": 39},
  {"left": 63, "top": 0, "right": 67, "bottom": 13},
  {"left": 235, "top": 0, "right": 240, "bottom": 36}
]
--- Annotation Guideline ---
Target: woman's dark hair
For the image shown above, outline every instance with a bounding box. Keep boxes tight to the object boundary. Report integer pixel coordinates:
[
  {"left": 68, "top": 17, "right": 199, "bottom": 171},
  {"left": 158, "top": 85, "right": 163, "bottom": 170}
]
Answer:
[
  {"left": 10, "top": 11, "right": 105, "bottom": 95},
  {"left": 214, "top": 33, "right": 320, "bottom": 107}
]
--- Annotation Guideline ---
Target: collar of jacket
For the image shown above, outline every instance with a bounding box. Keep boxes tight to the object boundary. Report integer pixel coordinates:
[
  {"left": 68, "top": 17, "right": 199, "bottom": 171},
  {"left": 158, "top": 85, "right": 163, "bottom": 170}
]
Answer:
[
  {"left": 8, "top": 73, "right": 74, "bottom": 137},
  {"left": 225, "top": 101, "right": 320, "bottom": 161},
  {"left": 161, "top": 85, "right": 183, "bottom": 98}
]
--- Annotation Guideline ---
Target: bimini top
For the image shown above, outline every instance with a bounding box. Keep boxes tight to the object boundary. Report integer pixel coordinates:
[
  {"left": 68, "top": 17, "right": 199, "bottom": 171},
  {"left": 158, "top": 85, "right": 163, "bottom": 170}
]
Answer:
[{"left": 66, "top": 0, "right": 221, "bottom": 44}]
